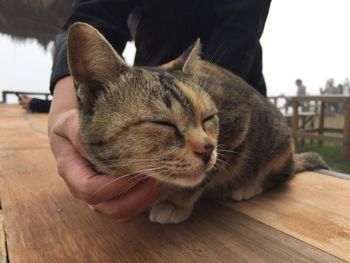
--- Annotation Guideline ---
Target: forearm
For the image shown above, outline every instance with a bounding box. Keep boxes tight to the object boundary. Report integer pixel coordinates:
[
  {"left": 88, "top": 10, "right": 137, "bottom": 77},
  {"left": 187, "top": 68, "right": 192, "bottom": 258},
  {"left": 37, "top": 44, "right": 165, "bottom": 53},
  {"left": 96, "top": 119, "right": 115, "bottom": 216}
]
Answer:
[{"left": 48, "top": 76, "right": 76, "bottom": 134}]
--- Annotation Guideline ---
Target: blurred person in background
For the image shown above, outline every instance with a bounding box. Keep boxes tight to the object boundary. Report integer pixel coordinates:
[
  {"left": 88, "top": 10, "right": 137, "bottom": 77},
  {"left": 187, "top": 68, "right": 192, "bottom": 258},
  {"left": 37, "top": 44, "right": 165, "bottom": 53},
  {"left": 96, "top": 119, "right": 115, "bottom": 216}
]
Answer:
[
  {"left": 295, "top": 78, "right": 307, "bottom": 111},
  {"left": 295, "top": 79, "right": 307, "bottom": 96},
  {"left": 19, "top": 95, "right": 51, "bottom": 113}
]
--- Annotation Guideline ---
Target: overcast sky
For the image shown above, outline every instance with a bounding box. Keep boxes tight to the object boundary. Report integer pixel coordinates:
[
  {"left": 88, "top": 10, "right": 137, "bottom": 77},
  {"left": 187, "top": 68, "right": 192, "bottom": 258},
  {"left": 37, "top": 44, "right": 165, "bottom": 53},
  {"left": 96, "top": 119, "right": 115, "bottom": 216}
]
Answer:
[
  {"left": 261, "top": 0, "right": 350, "bottom": 96},
  {"left": 1, "top": 0, "right": 350, "bottom": 102}
]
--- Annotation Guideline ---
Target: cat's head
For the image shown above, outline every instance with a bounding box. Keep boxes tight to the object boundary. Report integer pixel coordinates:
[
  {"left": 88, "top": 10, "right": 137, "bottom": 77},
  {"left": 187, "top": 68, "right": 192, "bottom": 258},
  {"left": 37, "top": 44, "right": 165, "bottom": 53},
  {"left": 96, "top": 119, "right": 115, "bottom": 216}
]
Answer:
[{"left": 67, "top": 22, "right": 218, "bottom": 187}]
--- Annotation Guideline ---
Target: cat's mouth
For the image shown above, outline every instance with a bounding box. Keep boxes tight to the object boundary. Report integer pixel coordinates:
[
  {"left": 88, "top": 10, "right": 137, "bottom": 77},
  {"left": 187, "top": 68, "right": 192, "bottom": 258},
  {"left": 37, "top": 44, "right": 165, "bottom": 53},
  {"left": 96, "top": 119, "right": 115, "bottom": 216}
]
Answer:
[
  {"left": 171, "top": 153, "right": 217, "bottom": 187},
  {"left": 148, "top": 152, "right": 217, "bottom": 187},
  {"left": 171, "top": 171, "right": 207, "bottom": 187}
]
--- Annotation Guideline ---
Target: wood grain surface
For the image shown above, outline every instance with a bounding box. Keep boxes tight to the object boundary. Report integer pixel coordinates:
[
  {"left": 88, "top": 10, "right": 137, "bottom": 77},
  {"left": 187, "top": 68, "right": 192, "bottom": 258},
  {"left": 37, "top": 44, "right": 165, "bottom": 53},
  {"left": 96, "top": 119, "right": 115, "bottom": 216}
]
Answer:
[
  {"left": 0, "top": 212, "right": 7, "bottom": 263},
  {"left": 0, "top": 104, "right": 349, "bottom": 262},
  {"left": 223, "top": 172, "right": 350, "bottom": 261}
]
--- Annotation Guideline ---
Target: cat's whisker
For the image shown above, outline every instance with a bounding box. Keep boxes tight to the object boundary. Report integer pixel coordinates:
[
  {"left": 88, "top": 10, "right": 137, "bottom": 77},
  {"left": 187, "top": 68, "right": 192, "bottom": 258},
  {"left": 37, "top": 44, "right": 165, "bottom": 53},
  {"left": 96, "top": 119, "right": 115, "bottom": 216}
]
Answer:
[
  {"left": 141, "top": 167, "right": 172, "bottom": 176},
  {"left": 112, "top": 177, "right": 150, "bottom": 207},
  {"left": 200, "top": 74, "right": 210, "bottom": 91},
  {"left": 214, "top": 161, "right": 230, "bottom": 176},
  {"left": 217, "top": 151, "right": 231, "bottom": 157},
  {"left": 212, "top": 46, "right": 228, "bottom": 66},
  {"left": 217, "top": 149, "right": 240, "bottom": 153},
  {"left": 89, "top": 166, "right": 167, "bottom": 198},
  {"left": 88, "top": 158, "right": 160, "bottom": 165},
  {"left": 119, "top": 176, "right": 149, "bottom": 195},
  {"left": 216, "top": 153, "right": 232, "bottom": 163},
  {"left": 217, "top": 149, "right": 243, "bottom": 157},
  {"left": 141, "top": 179, "right": 161, "bottom": 202},
  {"left": 216, "top": 159, "right": 229, "bottom": 171},
  {"left": 215, "top": 156, "right": 231, "bottom": 174},
  {"left": 86, "top": 160, "right": 161, "bottom": 171},
  {"left": 64, "top": 151, "right": 160, "bottom": 168},
  {"left": 111, "top": 163, "right": 156, "bottom": 170},
  {"left": 76, "top": 161, "right": 157, "bottom": 174},
  {"left": 207, "top": 42, "right": 226, "bottom": 65},
  {"left": 217, "top": 145, "right": 241, "bottom": 154},
  {"left": 216, "top": 156, "right": 229, "bottom": 166},
  {"left": 111, "top": 167, "right": 172, "bottom": 196},
  {"left": 111, "top": 169, "right": 174, "bottom": 209}
]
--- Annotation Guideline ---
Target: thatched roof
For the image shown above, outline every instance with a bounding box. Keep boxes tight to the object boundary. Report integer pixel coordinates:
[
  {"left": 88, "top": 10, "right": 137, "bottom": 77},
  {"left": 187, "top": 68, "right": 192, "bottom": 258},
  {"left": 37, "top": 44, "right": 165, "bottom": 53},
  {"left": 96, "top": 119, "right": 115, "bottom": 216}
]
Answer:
[{"left": 0, "top": 0, "right": 72, "bottom": 46}]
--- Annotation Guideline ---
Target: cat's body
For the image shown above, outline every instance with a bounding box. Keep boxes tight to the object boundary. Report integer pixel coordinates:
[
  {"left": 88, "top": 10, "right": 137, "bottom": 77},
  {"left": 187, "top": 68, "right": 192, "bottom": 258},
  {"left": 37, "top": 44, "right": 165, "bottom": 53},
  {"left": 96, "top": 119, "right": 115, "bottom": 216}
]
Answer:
[
  {"left": 67, "top": 22, "right": 328, "bottom": 224},
  {"left": 193, "top": 61, "right": 294, "bottom": 195}
]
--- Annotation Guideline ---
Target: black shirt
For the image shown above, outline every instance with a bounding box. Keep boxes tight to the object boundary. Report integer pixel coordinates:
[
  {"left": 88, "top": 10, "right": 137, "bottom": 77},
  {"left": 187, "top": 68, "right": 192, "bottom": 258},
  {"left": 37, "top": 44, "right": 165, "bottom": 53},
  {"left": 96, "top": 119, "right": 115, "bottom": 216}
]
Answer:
[{"left": 50, "top": 0, "right": 271, "bottom": 96}]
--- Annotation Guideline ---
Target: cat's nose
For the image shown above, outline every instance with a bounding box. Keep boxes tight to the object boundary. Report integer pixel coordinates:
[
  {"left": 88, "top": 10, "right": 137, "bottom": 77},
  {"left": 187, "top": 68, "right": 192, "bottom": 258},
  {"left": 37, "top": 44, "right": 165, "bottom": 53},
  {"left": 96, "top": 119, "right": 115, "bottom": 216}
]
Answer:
[{"left": 194, "top": 143, "right": 214, "bottom": 165}]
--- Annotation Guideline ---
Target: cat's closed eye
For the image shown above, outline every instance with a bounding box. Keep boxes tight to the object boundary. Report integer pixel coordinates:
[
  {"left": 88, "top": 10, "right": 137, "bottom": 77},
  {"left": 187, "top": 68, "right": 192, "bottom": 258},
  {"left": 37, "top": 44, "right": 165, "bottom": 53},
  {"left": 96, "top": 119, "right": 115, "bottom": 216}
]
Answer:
[
  {"left": 202, "top": 114, "right": 219, "bottom": 134},
  {"left": 202, "top": 113, "right": 218, "bottom": 124},
  {"left": 150, "top": 120, "right": 177, "bottom": 129},
  {"left": 147, "top": 120, "right": 182, "bottom": 138},
  {"left": 140, "top": 120, "right": 179, "bottom": 133}
]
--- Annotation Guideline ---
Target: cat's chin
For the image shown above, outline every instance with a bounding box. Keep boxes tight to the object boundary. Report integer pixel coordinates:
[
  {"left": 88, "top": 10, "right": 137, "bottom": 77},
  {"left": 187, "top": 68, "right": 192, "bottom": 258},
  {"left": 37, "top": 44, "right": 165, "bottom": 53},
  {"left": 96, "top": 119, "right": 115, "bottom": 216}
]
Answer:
[
  {"left": 162, "top": 161, "right": 216, "bottom": 188},
  {"left": 169, "top": 171, "right": 207, "bottom": 188}
]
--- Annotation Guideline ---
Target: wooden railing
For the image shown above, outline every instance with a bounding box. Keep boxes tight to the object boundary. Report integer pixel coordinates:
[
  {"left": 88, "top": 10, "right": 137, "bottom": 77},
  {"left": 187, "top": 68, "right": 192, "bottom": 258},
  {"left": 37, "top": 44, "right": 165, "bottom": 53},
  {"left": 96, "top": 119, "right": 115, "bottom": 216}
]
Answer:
[{"left": 285, "top": 95, "right": 350, "bottom": 158}]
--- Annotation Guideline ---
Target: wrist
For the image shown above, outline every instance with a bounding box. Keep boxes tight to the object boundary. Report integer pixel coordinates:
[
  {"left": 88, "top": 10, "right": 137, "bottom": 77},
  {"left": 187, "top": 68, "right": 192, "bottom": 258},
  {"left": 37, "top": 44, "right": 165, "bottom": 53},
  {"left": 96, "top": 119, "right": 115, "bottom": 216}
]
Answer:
[{"left": 48, "top": 76, "right": 76, "bottom": 134}]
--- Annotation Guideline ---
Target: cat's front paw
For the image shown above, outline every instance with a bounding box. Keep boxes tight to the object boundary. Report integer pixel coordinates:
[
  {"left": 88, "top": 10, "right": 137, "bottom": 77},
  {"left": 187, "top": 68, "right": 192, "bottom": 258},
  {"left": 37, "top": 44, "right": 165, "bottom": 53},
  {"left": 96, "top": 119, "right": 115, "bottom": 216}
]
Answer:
[
  {"left": 149, "top": 201, "right": 192, "bottom": 224},
  {"left": 231, "top": 185, "right": 263, "bottom": 201}
]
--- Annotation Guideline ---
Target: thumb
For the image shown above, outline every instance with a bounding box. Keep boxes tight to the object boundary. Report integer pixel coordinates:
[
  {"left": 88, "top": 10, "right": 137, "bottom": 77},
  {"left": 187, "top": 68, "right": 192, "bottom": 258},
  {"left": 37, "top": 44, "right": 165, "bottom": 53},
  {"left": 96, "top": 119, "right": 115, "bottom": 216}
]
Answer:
[{"left": 52, "top": 109, "right": 88, "bottom": 158}]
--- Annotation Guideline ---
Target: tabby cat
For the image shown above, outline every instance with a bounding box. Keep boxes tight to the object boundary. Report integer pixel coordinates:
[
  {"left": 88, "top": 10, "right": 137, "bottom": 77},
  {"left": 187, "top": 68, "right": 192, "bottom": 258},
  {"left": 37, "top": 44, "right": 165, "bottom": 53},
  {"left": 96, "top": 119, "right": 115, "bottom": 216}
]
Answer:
[{"left": 67, "top": 22, "right": 328, "bottom": 224}]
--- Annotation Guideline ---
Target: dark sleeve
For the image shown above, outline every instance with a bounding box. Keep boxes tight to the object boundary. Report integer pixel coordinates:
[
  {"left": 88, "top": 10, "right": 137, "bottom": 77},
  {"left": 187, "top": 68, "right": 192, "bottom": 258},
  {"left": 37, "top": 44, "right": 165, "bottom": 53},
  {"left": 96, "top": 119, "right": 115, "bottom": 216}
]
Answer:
[
  {"left": 50, "top": 0, "right": 135, "bottom": 93},
  {"left": 29, "top": 98, "right": 52, "bottom": 113},
  {"left": 201, "top": 0, "right": 271, "bottom": 96}
]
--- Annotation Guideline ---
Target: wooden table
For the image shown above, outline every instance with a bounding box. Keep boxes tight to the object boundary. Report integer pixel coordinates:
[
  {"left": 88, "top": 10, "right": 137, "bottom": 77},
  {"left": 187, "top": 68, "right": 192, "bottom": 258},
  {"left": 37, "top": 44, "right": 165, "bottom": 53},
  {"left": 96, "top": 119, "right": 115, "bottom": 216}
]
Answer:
[
  {"left": 1, "top": 104, "right": 350, "bottom": 262},
  {"left": 286, "top": 95, "right": 350, "bottom": 158}
]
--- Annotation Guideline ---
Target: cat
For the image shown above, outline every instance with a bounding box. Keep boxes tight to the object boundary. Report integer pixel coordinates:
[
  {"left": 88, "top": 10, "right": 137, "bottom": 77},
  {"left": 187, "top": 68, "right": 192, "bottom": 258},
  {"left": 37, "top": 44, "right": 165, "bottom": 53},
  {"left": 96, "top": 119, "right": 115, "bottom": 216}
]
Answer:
[{"left": 67, "top": 22, "right": 328, "bottom": 224}]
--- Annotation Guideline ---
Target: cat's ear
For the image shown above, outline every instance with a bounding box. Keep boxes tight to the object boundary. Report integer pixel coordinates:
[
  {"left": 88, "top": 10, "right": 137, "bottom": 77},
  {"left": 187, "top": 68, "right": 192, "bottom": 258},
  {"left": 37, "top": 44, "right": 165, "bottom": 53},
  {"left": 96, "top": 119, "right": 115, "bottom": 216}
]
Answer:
[
  {"left": 67, "top": 22, "right": 128, "bottom": 105},
  {"left": 161, "top": 39, "right": 202, "bottom": 75},
  {"left": 181, "top": 39, "right": 202, "bottom": 74}
]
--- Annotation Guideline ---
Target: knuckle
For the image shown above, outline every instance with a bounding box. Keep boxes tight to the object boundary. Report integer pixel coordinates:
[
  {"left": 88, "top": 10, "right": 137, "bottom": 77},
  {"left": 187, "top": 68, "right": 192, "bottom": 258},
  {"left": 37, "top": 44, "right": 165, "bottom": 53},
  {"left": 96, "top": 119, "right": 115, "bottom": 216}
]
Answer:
[
  {"left": 110, "top": 207, "right": 134, "bottom": 222},
  {"left": 100, "top": 204, "right": 127, "bottom": 220},
  {"left": 117, "top": 216, "right": 132, "bottom": 223},
  {"left": 75, "top": 183, "right": 90, "bottom": 201},
  {"left": 85, "top": 195, "right": 99, "bottom": 205},
  {"left": 68, "top": 188, "right": 81, "bottom": 200},
  {"left": 56, "top": 163, "right": 65, "bottom": 178},
  {"left": 57, "top": 163, "right": 90, "bottom": 201},
  {"left": 84, "top": 182, "right": 99, "bottom": 204},
  {"left": 111, "top": 211, "right": 127, "bottom": 221}
]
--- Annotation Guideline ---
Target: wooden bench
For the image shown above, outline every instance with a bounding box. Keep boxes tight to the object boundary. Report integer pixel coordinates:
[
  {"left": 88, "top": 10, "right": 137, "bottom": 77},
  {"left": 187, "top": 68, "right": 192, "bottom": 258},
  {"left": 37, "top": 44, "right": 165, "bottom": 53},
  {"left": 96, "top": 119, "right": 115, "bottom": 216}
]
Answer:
[{"left": 0, "top": 104, "right": 350, "bottom": 262}]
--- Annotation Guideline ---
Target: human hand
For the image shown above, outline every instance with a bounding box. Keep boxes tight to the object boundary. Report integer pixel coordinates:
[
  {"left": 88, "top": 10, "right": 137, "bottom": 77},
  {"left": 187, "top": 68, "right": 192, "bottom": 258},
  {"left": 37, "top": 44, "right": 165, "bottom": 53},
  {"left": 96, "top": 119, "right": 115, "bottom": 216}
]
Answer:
[
  {"left": 49, "top": 77, "right": 165, "bottom": 221},
  {"left": 19, "top": 95, "right": 32, "bottom": 112}
]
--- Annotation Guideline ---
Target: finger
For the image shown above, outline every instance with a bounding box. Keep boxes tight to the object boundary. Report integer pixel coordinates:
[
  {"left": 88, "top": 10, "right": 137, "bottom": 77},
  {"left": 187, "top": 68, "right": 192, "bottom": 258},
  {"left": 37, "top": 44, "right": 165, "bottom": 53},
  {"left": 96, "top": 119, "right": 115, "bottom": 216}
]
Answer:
[
  {"left": 51, "top": 132, "right": 154, "bottom": 204},
  {"left": 52, "top": 133, "right": 96, "bottom": 200},
  {"left": 84, "top": 172, "right": 149, "bottom": 204},
  {"left": 92, "top": 178, "right": 164, "bottom": 221},
  {"left": 51, "top": 132, "right": 107, "bottom": 202}
]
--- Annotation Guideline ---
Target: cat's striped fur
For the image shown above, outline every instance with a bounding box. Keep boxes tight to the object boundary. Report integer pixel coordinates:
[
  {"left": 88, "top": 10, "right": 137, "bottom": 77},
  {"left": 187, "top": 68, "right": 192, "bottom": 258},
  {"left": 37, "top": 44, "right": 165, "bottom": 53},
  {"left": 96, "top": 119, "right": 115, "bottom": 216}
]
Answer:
[{"left": 67, "top": 22, "right": 328, "bottom": 224}]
